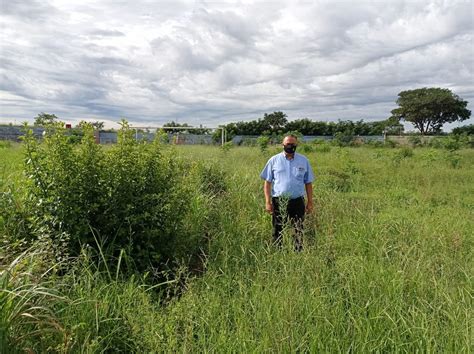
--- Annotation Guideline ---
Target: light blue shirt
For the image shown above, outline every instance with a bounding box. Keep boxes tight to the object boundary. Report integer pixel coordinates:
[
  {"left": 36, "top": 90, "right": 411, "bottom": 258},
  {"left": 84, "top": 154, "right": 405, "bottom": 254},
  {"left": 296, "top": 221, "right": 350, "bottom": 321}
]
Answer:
[{"left": 260, "top": 152, "right": 315, "bottom": 199}]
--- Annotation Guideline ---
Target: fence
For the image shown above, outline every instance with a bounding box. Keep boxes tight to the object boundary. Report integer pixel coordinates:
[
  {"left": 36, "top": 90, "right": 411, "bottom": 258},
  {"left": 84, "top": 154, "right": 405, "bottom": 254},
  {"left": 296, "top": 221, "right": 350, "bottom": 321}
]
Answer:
[{"left": 0, "top": 125, "right": 440, "bottom": 146}]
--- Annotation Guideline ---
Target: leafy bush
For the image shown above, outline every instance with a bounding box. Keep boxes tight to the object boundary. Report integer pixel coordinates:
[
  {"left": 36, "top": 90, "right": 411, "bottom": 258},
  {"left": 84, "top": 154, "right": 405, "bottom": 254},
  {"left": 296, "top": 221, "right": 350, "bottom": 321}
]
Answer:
[
  {"left": 366, "top": 140, "right": 384, "bottom": 148},
  {"left": 384, "top": 139, "right": 399, "bottom": 148},
  {"left": 256, "top": 136, "right": 270, "bottom": 153},
  {"left": 443, "top": 137, "right": 461, "bottom": 151},
  {"left": 298, "top": 143, "right": 313, "bottom": 153},
  {"left": 324, "top": 169, "right": 352, "bottom": 192},
  {"left": 399, "top": 146, "right": 414, "bottom": 158},
  {"left": 313, "top": 141, "right": 331, "bottom": 153},
  {"left": 332, "top": 131, "right": 354, "bottom": 147},
  {"left": 427, "top": 137, "right": 445, "bottom": 149},
  {"left": 391, "top": 147, "right": 413, "bottom": 166},
  {"left": 407, "top": 136, "right": 423, "bottom": 147},
  {"left": 221, "top": 141, "right": 233, "bottom": 153},
  {"left": 446, "top": 152, "right": 461, "bottom": 168},
  {"left": 6, "top": 121, "right": 212, "bottom": 273}
]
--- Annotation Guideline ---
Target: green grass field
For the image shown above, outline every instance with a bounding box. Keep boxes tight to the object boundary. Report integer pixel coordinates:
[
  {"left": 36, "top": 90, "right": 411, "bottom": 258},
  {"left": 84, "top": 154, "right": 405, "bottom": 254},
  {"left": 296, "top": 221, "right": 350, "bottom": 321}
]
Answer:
[{"left": 1, "top": 142, "right": 473, "bottom": 352}]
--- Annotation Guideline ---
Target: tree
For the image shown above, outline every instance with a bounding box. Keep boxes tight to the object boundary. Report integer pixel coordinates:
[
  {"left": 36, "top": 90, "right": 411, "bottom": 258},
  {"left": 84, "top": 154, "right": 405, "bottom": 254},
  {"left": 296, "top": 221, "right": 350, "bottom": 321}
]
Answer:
[
  {"left": 390, "top": 88, "right": 470, "bottom": 135},
  {"left": 91, "top": 121, "right": 104, "bottom": 130},
  {"left": 452, "top": 124, "right": 474, "bottom": 136},
  {"left": 263, "top": 111, "right": 288, "bottom": 133},
  {"left": 163, "top": 121, "right": 190, "bottom": 133},
  {"left": 34, "top": 112, "right": 59, "bottom": 126}
]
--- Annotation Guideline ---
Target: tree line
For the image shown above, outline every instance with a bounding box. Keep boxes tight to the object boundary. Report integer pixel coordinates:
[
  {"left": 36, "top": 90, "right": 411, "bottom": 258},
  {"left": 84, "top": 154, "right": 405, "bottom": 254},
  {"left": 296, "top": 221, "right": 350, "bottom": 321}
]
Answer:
[
  {"left": 218, "top": 113, "right": 401, "bottom": 136},
  {"left": 31, "top": 87, "right": 471, "bottom": 137}
]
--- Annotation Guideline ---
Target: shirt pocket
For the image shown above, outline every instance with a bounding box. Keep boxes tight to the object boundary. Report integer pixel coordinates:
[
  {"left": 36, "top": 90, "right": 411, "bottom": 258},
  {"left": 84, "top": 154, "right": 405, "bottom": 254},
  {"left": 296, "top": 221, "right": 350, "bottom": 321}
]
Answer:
[{"left": 293, "top": 166, "right": 306, "bottom": 180}]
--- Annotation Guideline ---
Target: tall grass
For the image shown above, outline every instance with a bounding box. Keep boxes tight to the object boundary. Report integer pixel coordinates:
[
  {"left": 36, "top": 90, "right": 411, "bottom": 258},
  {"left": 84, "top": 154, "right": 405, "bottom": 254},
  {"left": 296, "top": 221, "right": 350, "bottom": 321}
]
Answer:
[
  {"left": 0, "top": 250, "right": 65, "bottom": 353},
  {"left": 1, "top": 144, "right": 473, "bottom": 351}
]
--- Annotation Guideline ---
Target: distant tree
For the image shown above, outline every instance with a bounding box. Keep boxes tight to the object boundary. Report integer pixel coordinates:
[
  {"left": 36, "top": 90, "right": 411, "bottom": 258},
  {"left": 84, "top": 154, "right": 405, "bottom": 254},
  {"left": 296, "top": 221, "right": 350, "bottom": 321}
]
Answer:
[
  {"left": 263, "top": 111, "right": 288, "bottom": 133},
  {"left": 285, "top": 118, "right": 315, "bottom": 135},
  {"left": 381, "top": 117, "right": 404, "bottom": 135},
  {"left": 77, "top": 120, "right": 94, "bottom": 129},
  {"left": 34, "top": 112, "right": 59, "bottom": 126},
  {"left": 163, "top": 121, "right": 190, "bottom": 133},
  {"left": 390, "top": 87, "right": 470, "bottom": 135},
  {"left": 92, "top": 121, "right": 104, "bottom": 130},
  {"left": 452, "top": 124, "right": 474, "bottom": 135}
]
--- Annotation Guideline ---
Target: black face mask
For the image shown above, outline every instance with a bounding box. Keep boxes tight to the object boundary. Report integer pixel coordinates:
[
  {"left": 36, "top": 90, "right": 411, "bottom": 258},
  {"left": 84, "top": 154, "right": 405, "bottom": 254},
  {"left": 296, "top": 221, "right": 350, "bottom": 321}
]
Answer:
[{"left": 283, "top": 144, "right": 297, "bottom": 154}]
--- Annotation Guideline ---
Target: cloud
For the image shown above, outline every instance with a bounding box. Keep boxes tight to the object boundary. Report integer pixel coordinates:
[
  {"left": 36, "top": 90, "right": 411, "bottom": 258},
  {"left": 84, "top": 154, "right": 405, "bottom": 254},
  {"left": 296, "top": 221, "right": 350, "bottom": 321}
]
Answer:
[{"left": 0, "top": 0, "right": 472, "bottom": 130}]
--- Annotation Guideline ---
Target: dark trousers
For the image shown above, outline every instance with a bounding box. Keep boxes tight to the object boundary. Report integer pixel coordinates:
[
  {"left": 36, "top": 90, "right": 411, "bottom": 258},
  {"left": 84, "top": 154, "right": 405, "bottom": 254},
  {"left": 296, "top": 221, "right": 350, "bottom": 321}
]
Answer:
[{"left": 272, "top": 196, "right": 305, "bottom": 251}]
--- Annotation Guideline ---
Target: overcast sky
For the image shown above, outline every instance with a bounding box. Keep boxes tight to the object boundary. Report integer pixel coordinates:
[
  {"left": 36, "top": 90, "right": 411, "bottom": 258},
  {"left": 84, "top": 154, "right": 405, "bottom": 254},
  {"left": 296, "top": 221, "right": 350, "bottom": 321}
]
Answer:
[{"left": 1, "top": 0, "right": 473, "bottom": 130}]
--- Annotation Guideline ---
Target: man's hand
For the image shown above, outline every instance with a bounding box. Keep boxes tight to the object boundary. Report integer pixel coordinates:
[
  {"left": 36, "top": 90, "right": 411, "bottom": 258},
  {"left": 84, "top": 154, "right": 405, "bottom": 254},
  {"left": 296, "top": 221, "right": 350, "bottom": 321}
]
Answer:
[
  {"left": 265, "top": 201, "right": 273, "bottom": 214},
  {"left": 305, "top": 200, "right": 314, "bottom": 213}
]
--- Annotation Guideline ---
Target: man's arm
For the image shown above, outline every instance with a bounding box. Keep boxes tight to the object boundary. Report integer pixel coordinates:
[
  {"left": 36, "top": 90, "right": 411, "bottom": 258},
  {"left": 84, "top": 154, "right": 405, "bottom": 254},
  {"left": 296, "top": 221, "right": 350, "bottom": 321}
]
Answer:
[
  {"left": 305, "top": 183, "right": 313, "bottom": 213},
  {"left": 264, "top": 180, "right": 273, "bottom": 214}
]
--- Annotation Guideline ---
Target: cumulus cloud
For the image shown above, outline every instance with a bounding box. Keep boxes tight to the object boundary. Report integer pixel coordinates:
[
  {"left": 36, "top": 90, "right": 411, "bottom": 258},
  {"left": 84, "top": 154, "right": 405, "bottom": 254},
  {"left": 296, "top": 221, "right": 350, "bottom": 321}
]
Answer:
[{"left": 0, "top": 0, "right": 472, "bottom": 129}]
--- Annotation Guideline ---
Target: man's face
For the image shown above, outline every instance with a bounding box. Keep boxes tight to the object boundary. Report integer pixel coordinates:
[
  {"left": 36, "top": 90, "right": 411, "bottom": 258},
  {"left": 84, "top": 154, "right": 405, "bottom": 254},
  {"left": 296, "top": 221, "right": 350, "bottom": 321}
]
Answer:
[
  {"left": 283, "top": 136, "right": 298, "bottom": 147},
  {"left": 282, "top": 136, "right": 298, "bottom": 153}
]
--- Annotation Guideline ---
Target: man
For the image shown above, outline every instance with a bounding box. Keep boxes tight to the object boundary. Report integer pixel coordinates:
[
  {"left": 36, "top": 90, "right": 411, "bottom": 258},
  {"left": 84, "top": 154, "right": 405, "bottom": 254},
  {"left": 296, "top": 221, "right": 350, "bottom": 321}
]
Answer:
[{"left": 260, "top": 134, "right": 314, "bottom": 251}]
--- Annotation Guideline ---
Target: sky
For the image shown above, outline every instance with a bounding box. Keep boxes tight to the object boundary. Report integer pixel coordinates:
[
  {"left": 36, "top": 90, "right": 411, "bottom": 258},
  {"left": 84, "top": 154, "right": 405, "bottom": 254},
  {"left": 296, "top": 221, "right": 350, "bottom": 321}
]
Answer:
[{"left": 1, "top": 0, "right": 473, "bottom": 130}]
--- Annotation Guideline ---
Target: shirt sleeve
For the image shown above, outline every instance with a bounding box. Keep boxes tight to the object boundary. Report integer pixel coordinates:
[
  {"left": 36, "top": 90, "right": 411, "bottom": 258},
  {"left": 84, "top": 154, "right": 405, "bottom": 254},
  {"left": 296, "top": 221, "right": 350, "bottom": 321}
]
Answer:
[
  {"left": 260, "top": 159, "right": 273, "bottom": 182},
  {"left": 304, "top": 159, "right": 315, "bottom": 184}
]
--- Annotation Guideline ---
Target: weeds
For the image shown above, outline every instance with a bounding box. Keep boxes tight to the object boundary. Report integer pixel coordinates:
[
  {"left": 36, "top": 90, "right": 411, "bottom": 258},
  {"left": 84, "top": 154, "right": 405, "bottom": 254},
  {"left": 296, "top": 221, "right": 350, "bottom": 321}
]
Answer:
[{"left": 1, "top": 144, "right": 472, "bottom": 352}]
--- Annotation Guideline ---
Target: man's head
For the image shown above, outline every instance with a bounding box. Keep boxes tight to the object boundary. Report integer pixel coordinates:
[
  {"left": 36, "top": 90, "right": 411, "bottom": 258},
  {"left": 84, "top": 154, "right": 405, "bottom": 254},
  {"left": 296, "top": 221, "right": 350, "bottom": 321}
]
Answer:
[{"left": 282, "top": 134, "right": 298, "bottom": 154}]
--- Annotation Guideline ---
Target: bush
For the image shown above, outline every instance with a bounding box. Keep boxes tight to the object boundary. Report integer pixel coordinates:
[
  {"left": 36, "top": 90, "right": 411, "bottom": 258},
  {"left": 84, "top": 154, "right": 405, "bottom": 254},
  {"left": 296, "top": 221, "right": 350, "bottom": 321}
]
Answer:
[
  {"left": 256, "top": 136, "right": 270, "bottom": 153},
  {"left": 298, "top": 143, "right": 313, "bottom": 153},
  {"left": 366, "top": 140, "right": 384, "bottom": 148},
  {"left": 221, "top": 141, "right": 233, "bottom": 153},
  {"left": 427, "top": 137, "right": 445, "bottom": 149},
  {"left": 384, "top": 139, "right": 399, "bottom": 148},
  {"left": 399, "top": 146, "right": 414, "bottom": 158},
  {"left": 446, "top": 152, "right": 461, "bottom": 168},
  {"left": 324, "top": 169, "right": 352, "bottom": 192},
  {"left": 6, "top": 121, "right": 211, "bottom": 273},
  {"left": 408, "top": 136, "right": 423, "bottom": 147},
  {"left": 332, "top": 132, "right": 354, "bottom": 147},
  {"left": 313, "top": 141, "right": 331, "bottom": 153},
  {"left": 443, "top": 138, "right": 459, "bottom": 151}
]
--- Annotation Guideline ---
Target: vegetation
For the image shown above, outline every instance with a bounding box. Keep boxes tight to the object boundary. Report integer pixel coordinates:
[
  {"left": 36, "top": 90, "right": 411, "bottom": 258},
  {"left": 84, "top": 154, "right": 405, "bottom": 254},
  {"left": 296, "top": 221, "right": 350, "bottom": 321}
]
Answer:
[
  {"left": 220, "top": 112, "right": 402, "bottom": 137},
  {"left": 452, "top": 124, "right": 474, "bottom": 136},
  {"left": 1, "top": 132, "right": 473, "bottom": 352},
  {"left": 163, "top": 121, "right": 211, "bottom": 134},
  {"left": 391, "top": 87, "right": 471, "bottom": 135},
  {"left": 34, "top": 112, "right": 59, "bottom": 126}
]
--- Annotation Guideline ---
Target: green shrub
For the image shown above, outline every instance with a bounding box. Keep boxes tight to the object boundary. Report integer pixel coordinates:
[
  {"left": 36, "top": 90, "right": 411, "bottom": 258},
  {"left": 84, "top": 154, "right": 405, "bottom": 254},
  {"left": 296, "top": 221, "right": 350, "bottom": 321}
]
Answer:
[
  {"left": 325, "top": 169, "right": 352, "bottom": 192},
  {"left": 256, "top": 136, "right": 270, "bottom": 153},
  {"left": 314, "top": 141, "right": 331, "bottom": 153},
  {"left": 391, "top": 147, "right": 414, "bottom": 166},
  {"left": 427, "top": 137, "right": 445, "bottom": 149},
  {"left": 298, "top": 143, "right": 313, "bottom": 153},
  {"left": 446, "top": 152, "right": 462, "bottom": 168},
  {"left": 8, "top": 121, "right": 210, "bottom": 273},
  {"left": 407, "top": 136, "right": 423, "bottom": 147},
  {"left": 384, "top": 139, "right": 398, "bottom": 148},
  {"left": 367, "top": 140, "right": 384, "bottom": 148},
  {"left": 332, "top": 132, "right": 354, "bottom": 147},
  {"left": 399, "top": 146, "right": 414, "bottom": 158},
  {"left": 221, "top": 141, "right": 233, "bottom": 153},
  {"left": 443, "top": 136, "right": 462, "bottom": 151}
]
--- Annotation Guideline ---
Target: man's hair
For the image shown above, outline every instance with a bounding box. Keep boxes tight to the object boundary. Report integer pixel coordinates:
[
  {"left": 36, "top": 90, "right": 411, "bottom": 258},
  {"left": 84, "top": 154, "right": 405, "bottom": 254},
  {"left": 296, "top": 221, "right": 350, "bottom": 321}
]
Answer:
[{"left": 283, "top": 134, "right": 298, "bottom": 141}]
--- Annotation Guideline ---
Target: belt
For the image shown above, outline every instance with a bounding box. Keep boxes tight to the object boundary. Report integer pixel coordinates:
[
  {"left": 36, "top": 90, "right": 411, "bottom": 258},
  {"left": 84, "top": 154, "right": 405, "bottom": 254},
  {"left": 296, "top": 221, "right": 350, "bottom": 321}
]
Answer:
[{"left": 272, "top": 196, "right": 304, "bottom": 201}]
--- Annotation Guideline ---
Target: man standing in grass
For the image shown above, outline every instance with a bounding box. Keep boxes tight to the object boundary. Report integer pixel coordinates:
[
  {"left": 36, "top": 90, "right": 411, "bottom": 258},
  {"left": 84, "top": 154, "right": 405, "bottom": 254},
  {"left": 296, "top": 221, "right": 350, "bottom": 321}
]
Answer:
[{"left": 260, "top": 134, "right": 314, "bottom": 251}]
